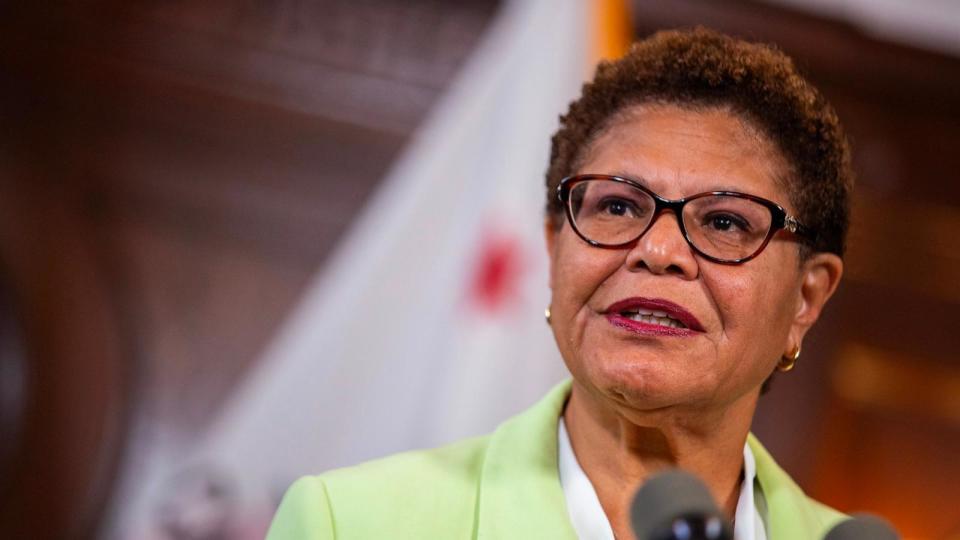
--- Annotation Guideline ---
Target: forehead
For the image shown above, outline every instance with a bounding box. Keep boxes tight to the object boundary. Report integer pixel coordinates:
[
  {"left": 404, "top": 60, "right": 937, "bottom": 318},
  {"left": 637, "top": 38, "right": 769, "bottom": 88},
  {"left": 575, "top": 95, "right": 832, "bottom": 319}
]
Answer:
[{"left": 578, "top": 103, "right": 791, "bottom": 204}]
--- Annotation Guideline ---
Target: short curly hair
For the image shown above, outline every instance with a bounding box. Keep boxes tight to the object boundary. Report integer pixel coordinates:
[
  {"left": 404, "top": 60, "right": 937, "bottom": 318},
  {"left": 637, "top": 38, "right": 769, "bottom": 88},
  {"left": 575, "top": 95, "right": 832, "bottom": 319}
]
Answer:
[{"left": 546, "top": 27, "right": 853, "bottom": 258}]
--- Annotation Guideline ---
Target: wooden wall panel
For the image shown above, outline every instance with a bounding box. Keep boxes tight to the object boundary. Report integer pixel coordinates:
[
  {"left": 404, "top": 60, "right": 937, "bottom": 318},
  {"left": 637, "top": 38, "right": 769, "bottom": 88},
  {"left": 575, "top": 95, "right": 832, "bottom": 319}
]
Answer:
[
  {"left": 0, "top": 1, "right": 498, "bottom": 537},
  {"left": 0, "top": 180, "right": 130, "bottom": 539}
]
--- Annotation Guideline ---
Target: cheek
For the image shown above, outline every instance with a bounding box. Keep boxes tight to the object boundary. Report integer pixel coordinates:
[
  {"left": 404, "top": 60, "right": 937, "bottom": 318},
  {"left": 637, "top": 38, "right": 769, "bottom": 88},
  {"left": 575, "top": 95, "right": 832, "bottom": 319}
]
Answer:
[
  {"left": 708, "top": 273, "right": 765, "bottom": 330},
  {"left": 705, "top": 260, "right": 798, "bottom": 367},
  {"left": 709, "top": 256, "right": 792, "bottom": 325},
  {"left": 548, "top": 239, "right": 626, "bottom": 389},
  {"left": 549, "top": 231, "right": 621, "bottom": 338}
]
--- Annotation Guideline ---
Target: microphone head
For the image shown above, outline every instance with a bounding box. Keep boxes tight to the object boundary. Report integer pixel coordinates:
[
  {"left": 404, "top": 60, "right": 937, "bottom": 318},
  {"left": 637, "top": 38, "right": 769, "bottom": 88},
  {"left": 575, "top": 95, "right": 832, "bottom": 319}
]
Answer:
[
  {"left": 824, "top": 513, "right": 900, "bottom": 540},
  {"left": 630, "top": 470, "right": 731, "bottom": 540}
]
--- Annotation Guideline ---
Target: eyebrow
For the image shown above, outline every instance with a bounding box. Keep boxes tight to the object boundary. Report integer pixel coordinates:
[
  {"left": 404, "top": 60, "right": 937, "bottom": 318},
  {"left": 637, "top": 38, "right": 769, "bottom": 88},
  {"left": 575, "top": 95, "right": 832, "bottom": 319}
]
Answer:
[
  {"left": 608, "top": 171, "right": 651, "bottom": 188},
  {"left": 606, "top": 171, "right": 750, "bottom": 196}
]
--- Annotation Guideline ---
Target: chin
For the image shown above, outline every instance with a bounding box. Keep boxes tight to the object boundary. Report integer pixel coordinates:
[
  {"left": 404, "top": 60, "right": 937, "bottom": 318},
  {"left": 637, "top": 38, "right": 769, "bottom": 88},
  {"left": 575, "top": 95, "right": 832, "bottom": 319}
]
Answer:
[{"left": 582, "top": 354, "right": 699, "bottom": 411}]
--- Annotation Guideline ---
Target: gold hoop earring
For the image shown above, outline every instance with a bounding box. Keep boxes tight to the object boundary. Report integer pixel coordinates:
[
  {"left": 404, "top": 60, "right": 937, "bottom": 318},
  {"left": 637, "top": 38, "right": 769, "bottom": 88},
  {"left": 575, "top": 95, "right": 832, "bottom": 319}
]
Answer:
[
  {"left": 545, "top": 306, "right": 552, "bottom": 325},
  {"left": 778, "top": 344, "right": 801, "bottom": 372}
]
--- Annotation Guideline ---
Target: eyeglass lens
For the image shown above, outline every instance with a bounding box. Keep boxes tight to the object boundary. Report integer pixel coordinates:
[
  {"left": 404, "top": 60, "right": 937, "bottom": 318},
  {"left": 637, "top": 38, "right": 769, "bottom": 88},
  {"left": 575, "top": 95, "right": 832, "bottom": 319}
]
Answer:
[{"left": 567, "top": 179, "right": 774, "bottom": 261}]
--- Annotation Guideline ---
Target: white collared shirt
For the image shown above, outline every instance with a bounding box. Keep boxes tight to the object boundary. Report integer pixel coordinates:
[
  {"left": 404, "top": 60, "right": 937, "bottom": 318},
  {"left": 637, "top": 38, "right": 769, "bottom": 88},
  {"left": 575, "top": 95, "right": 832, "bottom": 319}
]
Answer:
[{"left": 558, "top": 417, "right": 768, "bottom": 540}]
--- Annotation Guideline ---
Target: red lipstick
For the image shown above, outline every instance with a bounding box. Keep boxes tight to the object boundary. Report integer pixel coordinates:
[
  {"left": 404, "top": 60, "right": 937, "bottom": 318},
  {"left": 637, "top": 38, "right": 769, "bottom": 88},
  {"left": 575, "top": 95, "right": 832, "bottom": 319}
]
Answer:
[{"left": 603, "top": 297, "right": 705, "bottom": 337}]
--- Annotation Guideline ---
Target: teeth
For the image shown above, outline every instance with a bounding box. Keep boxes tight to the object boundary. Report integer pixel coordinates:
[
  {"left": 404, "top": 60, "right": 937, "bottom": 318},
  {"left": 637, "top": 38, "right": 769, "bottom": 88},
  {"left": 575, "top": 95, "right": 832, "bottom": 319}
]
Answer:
[
  {"left": 623, "top": 312, "right": 686, "bottom": 329},
  {"left": 632, "top": 308, "right": 669, "bottom": 318}
]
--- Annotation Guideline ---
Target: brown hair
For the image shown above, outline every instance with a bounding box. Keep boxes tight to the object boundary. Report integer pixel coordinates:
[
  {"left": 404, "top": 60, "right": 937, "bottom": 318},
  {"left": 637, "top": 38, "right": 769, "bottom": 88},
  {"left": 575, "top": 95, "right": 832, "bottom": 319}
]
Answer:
[{"left": 546, "top": 27, "right": 853, "bottom": 257}]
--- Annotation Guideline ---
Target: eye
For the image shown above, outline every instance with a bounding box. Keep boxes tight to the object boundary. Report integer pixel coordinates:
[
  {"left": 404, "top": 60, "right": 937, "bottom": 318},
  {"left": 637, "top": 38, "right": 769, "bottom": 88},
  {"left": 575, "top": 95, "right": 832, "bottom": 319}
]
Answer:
[
  {"left": 705, "top": 212, "right": 750, "bottom": 233},
  {"left": 598, "top": 197, "right": 639, "bottom": 217}
]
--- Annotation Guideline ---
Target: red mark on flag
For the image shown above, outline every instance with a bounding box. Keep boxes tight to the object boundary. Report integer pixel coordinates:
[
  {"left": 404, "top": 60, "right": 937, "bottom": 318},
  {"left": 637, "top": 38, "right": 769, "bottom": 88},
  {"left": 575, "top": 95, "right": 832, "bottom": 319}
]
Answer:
[{"left": 468, "top": 232, "right": 524, "bottom": 313}]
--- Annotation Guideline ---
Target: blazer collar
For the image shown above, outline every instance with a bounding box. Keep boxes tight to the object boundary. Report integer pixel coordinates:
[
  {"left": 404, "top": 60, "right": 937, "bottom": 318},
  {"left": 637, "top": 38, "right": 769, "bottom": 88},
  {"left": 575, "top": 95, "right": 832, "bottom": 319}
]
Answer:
[{"left": 475, "top": 380, "right": 843, "bottom": 540}]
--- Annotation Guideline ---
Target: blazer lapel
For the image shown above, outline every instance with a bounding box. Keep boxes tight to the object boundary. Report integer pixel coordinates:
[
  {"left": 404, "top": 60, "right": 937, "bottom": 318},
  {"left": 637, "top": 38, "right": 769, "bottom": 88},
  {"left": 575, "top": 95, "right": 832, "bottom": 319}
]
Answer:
[
  {"left": 475, "top": 380, "right": 578, "bottom": 539},
  {"left": 748, "top": 434, "right": 845, "bottom": 540}
]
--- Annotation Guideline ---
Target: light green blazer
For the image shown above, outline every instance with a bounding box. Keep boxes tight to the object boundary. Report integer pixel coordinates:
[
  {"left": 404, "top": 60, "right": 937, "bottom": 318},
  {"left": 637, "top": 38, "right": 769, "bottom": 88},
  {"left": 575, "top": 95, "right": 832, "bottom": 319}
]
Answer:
[{"left": 268, "top": 381, "right": 844, "bottom": 539}]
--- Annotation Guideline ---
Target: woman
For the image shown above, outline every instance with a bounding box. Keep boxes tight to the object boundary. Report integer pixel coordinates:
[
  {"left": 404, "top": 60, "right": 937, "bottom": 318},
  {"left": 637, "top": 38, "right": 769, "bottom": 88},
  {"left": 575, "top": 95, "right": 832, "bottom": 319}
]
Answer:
[{"left": 268, "top": 28, "right": 851, "bottom": 539}]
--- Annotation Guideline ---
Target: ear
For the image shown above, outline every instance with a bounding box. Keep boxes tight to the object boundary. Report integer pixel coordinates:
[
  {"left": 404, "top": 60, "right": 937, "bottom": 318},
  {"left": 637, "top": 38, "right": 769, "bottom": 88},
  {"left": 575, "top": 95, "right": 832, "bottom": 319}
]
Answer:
[
  {"left": 544, "top": 217, "right": 559, "bottom": 290},
  {"left": 787, "top": 252, "right": 843, "bottom": 352}
]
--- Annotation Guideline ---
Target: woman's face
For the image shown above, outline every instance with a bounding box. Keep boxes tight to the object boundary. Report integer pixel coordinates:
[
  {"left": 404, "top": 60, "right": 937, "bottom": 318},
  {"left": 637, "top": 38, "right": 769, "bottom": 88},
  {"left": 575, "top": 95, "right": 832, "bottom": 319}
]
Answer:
[{"left": 546, "top": 104, "right": 841, "bottom": 415}]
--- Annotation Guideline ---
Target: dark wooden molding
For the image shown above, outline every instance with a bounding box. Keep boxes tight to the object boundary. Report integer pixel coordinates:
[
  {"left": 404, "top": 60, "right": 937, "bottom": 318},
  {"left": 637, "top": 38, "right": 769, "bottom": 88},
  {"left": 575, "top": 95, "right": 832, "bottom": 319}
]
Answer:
[
  {"left": 0, "top": 179, "right": 133, "bottom": 539},
  {"left": 628, "top": 0, "right": 960, "bottom": 117}
]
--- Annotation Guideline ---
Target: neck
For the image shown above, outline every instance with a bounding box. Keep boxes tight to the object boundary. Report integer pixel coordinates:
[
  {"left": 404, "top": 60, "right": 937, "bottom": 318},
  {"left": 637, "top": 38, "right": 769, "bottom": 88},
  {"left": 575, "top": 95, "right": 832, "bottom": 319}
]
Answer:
[{"left": 563, "top": 380, "right": 758, "bottom": 538}]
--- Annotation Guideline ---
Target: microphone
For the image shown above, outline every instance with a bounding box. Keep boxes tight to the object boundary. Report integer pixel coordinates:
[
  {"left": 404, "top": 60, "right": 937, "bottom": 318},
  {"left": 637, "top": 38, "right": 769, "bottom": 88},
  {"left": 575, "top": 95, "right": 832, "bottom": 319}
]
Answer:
[
  {"left": 823, "top": 513, "right": 900, "bottom": 540},
  {"left": 630, "top": 470, "right": 732, "bottom": 540}
]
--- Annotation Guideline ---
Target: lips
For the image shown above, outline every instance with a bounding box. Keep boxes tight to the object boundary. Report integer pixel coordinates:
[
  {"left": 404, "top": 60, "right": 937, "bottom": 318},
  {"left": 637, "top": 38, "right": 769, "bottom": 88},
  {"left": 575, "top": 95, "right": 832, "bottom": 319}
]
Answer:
[{"left": 603, "top": 297, "right": 705, "bottom": 336}]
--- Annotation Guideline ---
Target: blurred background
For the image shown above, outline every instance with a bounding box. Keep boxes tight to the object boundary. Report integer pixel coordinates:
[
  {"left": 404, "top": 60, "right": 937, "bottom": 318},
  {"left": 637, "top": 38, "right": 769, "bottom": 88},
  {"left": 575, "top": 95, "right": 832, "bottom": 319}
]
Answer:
[{"left": 1, "top": 0, "right": 958, "bottom": 538}]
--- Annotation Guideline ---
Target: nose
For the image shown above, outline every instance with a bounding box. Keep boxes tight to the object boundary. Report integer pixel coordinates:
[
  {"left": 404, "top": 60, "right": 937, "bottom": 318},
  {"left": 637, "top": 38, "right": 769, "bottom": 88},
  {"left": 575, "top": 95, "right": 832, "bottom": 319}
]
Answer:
[{"left": 624, "top": 210, "right": 699, "bottom": 279}]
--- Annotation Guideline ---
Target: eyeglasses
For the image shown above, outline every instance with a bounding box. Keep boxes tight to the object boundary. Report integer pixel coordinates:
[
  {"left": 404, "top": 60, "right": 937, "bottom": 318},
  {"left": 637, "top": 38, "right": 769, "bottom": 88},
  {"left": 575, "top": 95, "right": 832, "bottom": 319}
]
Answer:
[{"left": 557, "top": 174, "right": 814, "bottom": 264}]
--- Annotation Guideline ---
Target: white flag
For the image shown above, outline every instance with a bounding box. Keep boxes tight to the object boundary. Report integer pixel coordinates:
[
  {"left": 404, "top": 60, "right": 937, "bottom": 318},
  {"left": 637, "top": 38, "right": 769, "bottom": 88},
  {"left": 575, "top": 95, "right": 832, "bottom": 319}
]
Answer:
[{"left": 111, "top": 0, "right": 593, "bottom": 537}]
